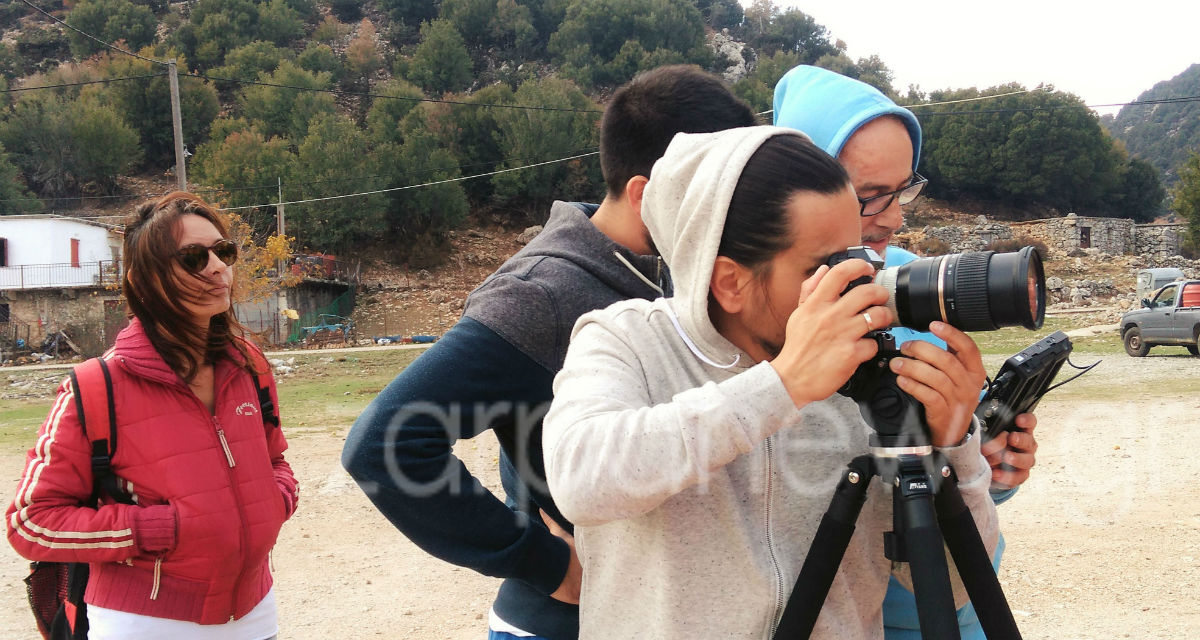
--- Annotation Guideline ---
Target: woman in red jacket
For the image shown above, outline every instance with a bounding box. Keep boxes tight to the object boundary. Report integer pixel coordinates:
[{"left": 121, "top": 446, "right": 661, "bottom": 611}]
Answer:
[{"left": 7, "top": 192, "right": 298, "bottom": 639}]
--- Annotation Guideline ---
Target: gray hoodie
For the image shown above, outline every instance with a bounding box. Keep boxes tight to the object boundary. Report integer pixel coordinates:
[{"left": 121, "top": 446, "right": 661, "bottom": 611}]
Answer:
[{"left": 543, "top": 127, "right": 998, "bottom": 639}]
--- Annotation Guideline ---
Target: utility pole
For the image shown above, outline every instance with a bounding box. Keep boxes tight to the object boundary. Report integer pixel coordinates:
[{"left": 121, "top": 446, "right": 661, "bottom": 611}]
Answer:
[
  {"left": 277, "top": 177, "right": 286, "bottom": 238},
  {"left": 276, "top": 177, "right": 288, "bottom": 344},
  {"left": 168, "top": 59, "right": 187, "bottom": 191}
]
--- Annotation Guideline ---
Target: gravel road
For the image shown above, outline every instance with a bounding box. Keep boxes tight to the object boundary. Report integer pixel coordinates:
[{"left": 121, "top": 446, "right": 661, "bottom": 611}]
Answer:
[{"left": 0, "top": 350, "right": 1196, "bottom": 639}]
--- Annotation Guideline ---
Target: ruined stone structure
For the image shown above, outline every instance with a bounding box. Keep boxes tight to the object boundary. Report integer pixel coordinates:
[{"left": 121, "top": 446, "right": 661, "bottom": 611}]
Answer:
[
  {"left": 918, "top": 214, "right": 1185, "bottom": 260},
  {"left": 1010, "top": 214, "right": 1134, "bottom": 256},
  {"left": 1132, "top": 223, "right": 1187, "bottom": 260}
]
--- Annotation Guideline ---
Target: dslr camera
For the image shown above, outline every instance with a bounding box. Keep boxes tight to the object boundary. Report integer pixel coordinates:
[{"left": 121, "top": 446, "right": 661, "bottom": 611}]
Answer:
[{"left": 828, "top": 245, "right": 1047, "bottom": 444}]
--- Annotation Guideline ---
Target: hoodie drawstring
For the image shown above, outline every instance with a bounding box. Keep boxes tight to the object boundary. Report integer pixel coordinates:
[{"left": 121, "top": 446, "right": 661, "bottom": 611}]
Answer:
[
  {"left": 663, "top": 306, "right": 741, "bottom": 369},
  {"left": 611, "top": 251, "right": 664, "bottom": 297}
]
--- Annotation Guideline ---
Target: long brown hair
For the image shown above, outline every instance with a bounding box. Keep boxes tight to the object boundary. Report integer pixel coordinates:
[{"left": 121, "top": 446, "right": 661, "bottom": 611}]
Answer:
[{"left": 122, "top": 191, "right": 253, "bottom": 382}]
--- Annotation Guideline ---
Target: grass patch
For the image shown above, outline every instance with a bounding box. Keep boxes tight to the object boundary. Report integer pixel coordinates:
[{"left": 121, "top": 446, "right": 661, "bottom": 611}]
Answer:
[
  {"left": 272, "top": 348, "right": 425, "bottom": 435},
  {"left": 970, "top": 316, "right": 1122, "bottom": 356},
  {"left": 0, "top": 401, "right": 52, "bottom": 451}
]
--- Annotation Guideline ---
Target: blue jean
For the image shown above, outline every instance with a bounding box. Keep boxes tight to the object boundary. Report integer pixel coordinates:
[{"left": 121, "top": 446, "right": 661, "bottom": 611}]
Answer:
[{"left": 488, "top": 631, "right": 547, "bottom": 640}]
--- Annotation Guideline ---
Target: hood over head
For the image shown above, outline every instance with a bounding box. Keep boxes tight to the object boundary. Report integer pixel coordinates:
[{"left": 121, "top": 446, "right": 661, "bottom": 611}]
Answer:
[
  {"left": 772, "top": 65, "right": 921, "bottom": 168},
  {"left": 642, "top": 126, "right": 810, "bottom": 366}
]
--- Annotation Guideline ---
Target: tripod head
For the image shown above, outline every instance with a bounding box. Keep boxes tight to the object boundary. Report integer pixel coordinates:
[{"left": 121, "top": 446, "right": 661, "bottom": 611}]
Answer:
[{"left": 838, "top": 331, "right": 933, "bottom": 454}]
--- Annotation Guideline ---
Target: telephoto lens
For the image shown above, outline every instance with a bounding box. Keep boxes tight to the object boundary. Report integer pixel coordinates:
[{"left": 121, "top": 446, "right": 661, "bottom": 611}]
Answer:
[{"left": 874, "top": 246, "right": 1045, "bottom": 332}]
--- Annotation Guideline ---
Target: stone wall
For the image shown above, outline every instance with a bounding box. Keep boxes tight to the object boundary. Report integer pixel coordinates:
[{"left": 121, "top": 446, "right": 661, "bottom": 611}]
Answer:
[
  {"left": 920, "top": 216, "right": 1015, "bottom": 252},
  {"left": 1132, "top": 223, "right": 1186, "bottom": 260},
  {"left": 914, "top": 214, "right": 1186, "bottom": 260},
  {"left": 1010, "top": 214, "right": 1134, "bottom": 256},
  {"left": 2, "top": 287, "right": 124, "bottom": 357}
]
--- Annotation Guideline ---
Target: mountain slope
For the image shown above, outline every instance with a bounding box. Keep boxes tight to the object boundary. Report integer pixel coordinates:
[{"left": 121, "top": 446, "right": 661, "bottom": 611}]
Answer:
[{"left": 1104, "top": 63, "right": 1200, "bottom": 184}]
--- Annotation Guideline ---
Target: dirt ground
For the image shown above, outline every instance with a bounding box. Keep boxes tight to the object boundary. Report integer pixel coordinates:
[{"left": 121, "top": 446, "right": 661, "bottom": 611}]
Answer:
[{"left": 0, "top": 351, "right": 1197, "bottom": 639}]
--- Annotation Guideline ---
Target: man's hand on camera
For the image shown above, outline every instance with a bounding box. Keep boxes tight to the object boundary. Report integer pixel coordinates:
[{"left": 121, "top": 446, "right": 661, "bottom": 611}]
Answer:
[
  {"left": 542, "top": 510, "right": 582, "bottom": 605},
  {"left": 887, "top": 322, "right": 988, "bottom": 447},
  {"left": 981, "top": 412, "right": 1039, "bottom": 490},
  {"left": 770, "top": 260, "right": 893, "bottom": 408}
]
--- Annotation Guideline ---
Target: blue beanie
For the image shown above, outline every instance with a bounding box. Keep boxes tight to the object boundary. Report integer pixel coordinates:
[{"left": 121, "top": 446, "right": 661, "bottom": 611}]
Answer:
[{"left": 773, "top": 65, "right": 921, "bottom": 169}]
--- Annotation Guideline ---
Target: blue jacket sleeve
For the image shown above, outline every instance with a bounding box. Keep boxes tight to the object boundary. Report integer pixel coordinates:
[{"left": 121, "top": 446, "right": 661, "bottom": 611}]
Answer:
[{"left": 341, "top": 317, "right": 569, "bottom": 595}]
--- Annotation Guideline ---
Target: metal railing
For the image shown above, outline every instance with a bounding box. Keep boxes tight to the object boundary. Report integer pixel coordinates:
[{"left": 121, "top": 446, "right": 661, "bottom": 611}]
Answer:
[
  {"left": 0, "top": 260, "right": 122, "bottom": 290},
  {"left": 0, "top": 257, "right": 362, "bottom": 290}
]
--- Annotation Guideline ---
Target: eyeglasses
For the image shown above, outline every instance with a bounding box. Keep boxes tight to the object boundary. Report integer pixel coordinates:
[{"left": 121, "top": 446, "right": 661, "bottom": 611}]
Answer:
[
  {"left": 857, "top": 173, "right": 928, "bottom": 217},
  {"left": 176, "top": 239, "right": 238, "bottom": 273}
]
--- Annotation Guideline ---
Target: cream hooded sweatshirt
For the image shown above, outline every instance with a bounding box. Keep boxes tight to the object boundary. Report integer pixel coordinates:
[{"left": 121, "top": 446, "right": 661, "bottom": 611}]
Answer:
[{"left": 543, "top": 126, "right": 997, "bottom": 640}]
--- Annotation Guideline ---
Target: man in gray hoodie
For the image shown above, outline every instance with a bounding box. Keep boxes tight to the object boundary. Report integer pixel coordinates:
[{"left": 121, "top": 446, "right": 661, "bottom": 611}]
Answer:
[{"left": 544, "top": 127, "right": 998, "bottom": 639}]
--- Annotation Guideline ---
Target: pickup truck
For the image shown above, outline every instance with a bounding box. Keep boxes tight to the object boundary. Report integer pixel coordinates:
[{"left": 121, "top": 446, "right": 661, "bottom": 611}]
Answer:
[{"left": 1120, "top": 279, "right": 1200, "bottom": 356}]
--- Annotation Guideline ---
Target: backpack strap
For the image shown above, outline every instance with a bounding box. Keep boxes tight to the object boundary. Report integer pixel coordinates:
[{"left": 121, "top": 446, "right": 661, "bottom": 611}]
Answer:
[
  {"left": 243, "top": 345, "right": 280, "bottom": 430},
  {"left": 68, "top": 358, "right": 134, "bottom": 506}
]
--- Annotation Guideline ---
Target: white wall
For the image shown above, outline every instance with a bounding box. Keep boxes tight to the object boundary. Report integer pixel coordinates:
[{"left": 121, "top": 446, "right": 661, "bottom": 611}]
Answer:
[{"left": 0, "top": 218, "right": 119, "bottom": 289}]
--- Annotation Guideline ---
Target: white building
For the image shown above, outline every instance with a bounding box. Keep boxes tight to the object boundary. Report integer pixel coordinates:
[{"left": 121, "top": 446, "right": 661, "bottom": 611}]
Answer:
[{"left": 0, "top": 215, "right": 123, "bottom": 289}]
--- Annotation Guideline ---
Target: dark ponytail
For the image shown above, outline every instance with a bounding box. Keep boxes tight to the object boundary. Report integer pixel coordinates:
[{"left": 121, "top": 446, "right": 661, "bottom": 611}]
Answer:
[{"left": 719, "top": 135, "right": 850, "bottom": 270}]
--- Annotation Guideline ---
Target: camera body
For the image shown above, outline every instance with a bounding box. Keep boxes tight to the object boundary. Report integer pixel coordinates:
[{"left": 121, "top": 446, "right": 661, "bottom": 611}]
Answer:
[
  {"left": 827, "top": 245, "right": 885, "bottom": 293},
  {"left": 838, "top": 330, "right": 929, "bottom": 445}
]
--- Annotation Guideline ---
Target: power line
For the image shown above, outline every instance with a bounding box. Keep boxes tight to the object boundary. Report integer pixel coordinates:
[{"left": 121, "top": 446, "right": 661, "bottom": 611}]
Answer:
[
  {"left": 757, "top": 86, "right": 1049, "bottom": 120},
  {"left": 0, "top": 147, "right": 601, "bottom": 206},
  {"left": 272, "top": 147, "right": 599, "bottom": 194},
  {"left": 907, "top": 87, "right": 1053, "bottom": 108},
  {"left": 765, "top": 91, "right": 1200, "bottom": 120},
  {"left": 218, "top": 151, "right": 600, "bottom": 211},
  {"left": 915, "top": 94, "right": 1200, "bottom": 118},
  {"left": 17, "top": 0, "right": 168, "bottom": 67},
  {"left": 1, "top": 73, "right": 169, "bottom": 93},
  {"left": 188, "top": 72, "right": 604, "bottom": 114},
  {"left": 1088, "top": 94, "right": 1200, "bottom": 108}
]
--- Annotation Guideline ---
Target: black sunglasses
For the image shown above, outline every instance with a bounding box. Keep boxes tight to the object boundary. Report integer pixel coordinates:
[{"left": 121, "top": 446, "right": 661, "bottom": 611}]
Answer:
[{"left": 176, "top": 239, "right": 238, "bottom": 273}]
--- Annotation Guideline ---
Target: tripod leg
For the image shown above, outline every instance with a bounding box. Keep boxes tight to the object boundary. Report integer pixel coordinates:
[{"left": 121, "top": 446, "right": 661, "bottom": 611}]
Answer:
[
  {"left": 934, "top": 465, "right": 1023, "bottom": 640},
  {"left": 773, "top": 456, "right": 874, "bottom": 640},
  {"left": 893, "top": 456, "right": 961, "bottom": 640}
]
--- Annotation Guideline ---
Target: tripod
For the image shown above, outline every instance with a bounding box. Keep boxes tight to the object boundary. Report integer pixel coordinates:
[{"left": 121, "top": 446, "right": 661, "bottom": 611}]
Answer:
[{"left": 772, "top": 334, "right": 1022, "bottom": 640}]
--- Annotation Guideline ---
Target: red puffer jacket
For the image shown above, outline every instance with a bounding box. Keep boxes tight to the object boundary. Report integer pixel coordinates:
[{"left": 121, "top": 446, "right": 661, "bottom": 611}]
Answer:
[{"left": 7, "top": 318, "right": 299, "bottom": 624}]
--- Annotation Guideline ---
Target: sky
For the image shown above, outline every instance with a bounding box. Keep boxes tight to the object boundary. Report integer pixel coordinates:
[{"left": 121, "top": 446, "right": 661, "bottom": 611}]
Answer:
[{"left": 758, "top": 1, "right": 1200, "bottom": 116}]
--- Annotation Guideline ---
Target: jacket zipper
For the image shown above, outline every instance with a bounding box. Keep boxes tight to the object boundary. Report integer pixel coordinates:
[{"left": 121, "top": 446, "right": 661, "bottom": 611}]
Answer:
[
  {"left": 214, "top": 416, "right": 236, "bottom": 468},
  {"left": 195, "top": 374, "right": 253, "bottom": 621},
  {"left": 211, "top": 410, "right": 251, "bottom": 621},
  {"left": 764, "top": 437, "right": 786, "bottom": 638}
]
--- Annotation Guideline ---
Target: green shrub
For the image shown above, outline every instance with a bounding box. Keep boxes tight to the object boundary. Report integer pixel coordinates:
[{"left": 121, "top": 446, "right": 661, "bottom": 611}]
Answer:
[
  {"left": 0, "top": 93, "right": 140, "bottom": 197},
  {"left": 406, "top": 20, "right": 473, "bottom": 95},
  {"left": 311, "top": 15, "right": 351, "bottom": 43},
  {"left": 66, "top": 0, "right": 157, "bottom": 59},
  {"left": 296, "top": 43, "right": 344, "bottom": 83},
  {"left": 237, "top": 61, "right": 336, "bottom": 141}
]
